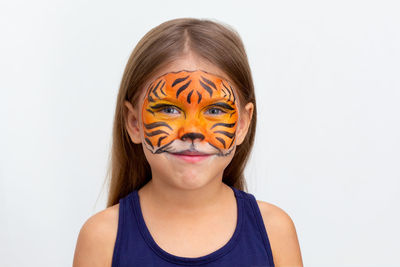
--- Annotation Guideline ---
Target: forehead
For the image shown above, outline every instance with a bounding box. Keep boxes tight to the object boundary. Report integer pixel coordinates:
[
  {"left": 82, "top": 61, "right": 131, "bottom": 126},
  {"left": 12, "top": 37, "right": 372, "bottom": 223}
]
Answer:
[
  {"left": 142, "top": 70, "right": 237, "bottom": 105},
  {"left": 153, "top": 69, "right": 227, "bottom": 83}
]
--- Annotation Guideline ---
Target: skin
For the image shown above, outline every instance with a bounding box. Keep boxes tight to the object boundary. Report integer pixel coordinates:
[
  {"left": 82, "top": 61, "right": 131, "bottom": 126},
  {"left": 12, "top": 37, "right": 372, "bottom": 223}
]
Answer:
[
  {"left": 73, "top": 52, "right": 303, "bottom": 267},
  {"left": 141, "top": 69, "right": 239, "bottom": 156}
]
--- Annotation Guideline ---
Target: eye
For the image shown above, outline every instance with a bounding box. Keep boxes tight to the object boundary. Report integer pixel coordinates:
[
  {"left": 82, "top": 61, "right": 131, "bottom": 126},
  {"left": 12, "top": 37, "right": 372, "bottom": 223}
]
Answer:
[
  {"left": 160, "top": 105, "right": 180, "bottom": 115},
  {"left": 205, "top": 107, "right": 226, "bottom": 115}
]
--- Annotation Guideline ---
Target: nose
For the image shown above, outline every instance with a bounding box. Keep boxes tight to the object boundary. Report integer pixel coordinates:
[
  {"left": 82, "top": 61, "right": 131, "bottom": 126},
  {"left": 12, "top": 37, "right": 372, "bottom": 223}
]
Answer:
[
  {"left": 178, "top": 116, "right": 206, "bottom": 142},
  {"left": 181, "top": 132, "right": 205, "bottom": 142}
]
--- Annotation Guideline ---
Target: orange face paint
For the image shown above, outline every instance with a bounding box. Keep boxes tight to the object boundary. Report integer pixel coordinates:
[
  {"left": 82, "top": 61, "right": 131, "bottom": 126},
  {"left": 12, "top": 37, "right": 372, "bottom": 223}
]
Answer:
[{"left": 141, "top": 70, "right": 239, "bottom": 156}]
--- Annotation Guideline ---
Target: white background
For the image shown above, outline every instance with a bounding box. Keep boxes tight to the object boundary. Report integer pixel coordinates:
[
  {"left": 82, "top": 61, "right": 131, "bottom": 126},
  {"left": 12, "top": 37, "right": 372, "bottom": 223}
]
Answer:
[{"left": 1, "top": 0, "right": 399, "bottom": 266}]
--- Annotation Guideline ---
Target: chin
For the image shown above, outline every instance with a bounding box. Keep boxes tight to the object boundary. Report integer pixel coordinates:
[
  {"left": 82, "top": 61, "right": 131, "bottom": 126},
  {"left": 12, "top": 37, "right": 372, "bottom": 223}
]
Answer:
[{"left": 174, "top": 171, "right": 214, "bottom": 190}]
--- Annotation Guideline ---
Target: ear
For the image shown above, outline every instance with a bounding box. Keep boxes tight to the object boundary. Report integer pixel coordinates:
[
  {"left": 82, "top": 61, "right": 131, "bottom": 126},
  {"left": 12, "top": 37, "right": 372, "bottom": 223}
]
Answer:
[
  {"left": 235, "top": 102, "right": 254, "bottom": 146},
  {"left": 124, "top": 100, "right": 142, "bottom": 144}
]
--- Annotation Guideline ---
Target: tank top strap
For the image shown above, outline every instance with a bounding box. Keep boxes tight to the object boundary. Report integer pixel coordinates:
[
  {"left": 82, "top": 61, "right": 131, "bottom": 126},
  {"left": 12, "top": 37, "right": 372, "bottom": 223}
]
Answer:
[
  {"left": 112, "top": 194, "right": 126, "bottom": 266},
  {"left": 112, "top": 192, "right": 145, "bottom": 267},
  {"left": 232, "top": 187, "right": 275, "bottom": 267}
]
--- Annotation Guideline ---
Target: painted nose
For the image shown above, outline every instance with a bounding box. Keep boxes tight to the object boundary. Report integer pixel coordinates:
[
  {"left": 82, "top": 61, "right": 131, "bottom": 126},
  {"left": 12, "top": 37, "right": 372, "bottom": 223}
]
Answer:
[
  {"left": 180, "top": 132, "right": 205, "bottom": 142},
  {"left": 178, "top": 118, "right": 206, "bottom": 142}
]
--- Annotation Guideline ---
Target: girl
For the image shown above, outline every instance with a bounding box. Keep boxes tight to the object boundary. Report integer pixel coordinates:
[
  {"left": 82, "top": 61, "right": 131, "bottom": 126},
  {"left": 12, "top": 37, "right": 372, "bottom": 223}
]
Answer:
[{"left": 73, "top": 18, "right": 303, "bottom": 267}]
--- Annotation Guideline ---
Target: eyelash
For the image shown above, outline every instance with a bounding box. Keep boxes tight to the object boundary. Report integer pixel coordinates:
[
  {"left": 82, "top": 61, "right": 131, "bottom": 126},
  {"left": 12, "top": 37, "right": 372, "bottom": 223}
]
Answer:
[
  {"left": 155, "top": 105, "right": 227, "bottom": 115},
  {"left": 159, "top": 105, "right": 180, "bottom": 114},
  {"left": 205, "top": 107, "right": 226, "bottom": 115}
]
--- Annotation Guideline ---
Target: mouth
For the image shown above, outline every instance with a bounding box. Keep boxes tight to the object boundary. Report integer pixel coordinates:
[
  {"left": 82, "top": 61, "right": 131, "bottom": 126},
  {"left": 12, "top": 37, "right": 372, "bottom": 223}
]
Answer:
[
  {"left": 169, "top": 150, "right": 212, "bottom": 163},
  {"left": 172, "top": 150, "right": 210, "bottom": 156}
]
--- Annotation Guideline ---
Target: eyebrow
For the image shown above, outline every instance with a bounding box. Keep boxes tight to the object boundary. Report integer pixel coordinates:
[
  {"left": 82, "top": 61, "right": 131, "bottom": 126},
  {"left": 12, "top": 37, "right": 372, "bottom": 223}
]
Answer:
[
  {"left": 147, "top": 97, "right": 235, "bottom": 111},
  {"left": 210, "top": 102, "right": 235, "bottom": 110},
  {"left": 149, "top": 103, "right": 182, "bottom": 110}
]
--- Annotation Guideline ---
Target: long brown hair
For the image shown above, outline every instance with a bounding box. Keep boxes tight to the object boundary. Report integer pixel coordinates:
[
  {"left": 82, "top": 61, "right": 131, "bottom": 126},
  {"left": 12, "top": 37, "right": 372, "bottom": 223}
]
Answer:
[{"left": 107, "top": 18, "right": 257, "bottom": 207}]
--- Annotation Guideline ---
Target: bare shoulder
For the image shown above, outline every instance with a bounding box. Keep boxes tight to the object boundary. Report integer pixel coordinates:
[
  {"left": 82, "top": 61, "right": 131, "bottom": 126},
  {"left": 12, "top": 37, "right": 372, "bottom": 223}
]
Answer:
[
  {"left": 73, "top": 204, "right": 119, "bottom": 267},
  {"left": 256, "top": 200, "right": 303, "bottom": 267}
]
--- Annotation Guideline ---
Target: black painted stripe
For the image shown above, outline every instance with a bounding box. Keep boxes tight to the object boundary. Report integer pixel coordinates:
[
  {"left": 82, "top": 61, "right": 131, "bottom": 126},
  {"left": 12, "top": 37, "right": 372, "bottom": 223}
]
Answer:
[
  {"left": 230, "top": 85, "right": 236, "bottom": 103},
  {"left": 172, "top": 75, "right": 189, "bottom": 87},
  {"left": 147, "top": 83, "right": 155, "bottom": 97},
  {"left": 222, "top": 82, "right": 231, "bottom": 101},
  {"left": 221, "top": 87, "right": 228, "bottom": 95},
  {"left": 196, "top": 91, "right": 202, "bottom": 104},
  {"left": 215, "top": 137, "right": 226, "bottom": 148},
  {"left": 145, "top": 138, "right": 154, "bottom": 149},
  {"left": 210, "top": 122, "right": 236, "bottom": 130},
  {"left": 201, "top": 76, "right": 217, "bottom": 90},
  {"left": 160, "top": 81, "right": 166, "bottom": 96},
  {"left": 212, "top": 102, "right": 234, "bottom": 110},
  {"left": 152, "top": 80, "right": 162, "bottom": 94},
  {"left": 216, "top": 137, "right": 226, "bottom": 148},
  {"left": 144, "top": 121, "right": 173, "bottom": 131},
  {"left": 153, "top": 90, "right": 160, "bottom": 99},
  {"left": 228, "top": 135, "right": 235, "bottom": 149},
  {"left": 145, "top": 129, "right": 169, "bottom": 137},
  {"left": 199, "top": 80, "right": 213, "bottom": 97},
  {"left": 214, "top": 130, "right": 234, "bottom": 139},
  {"left": 230, "top": 111, "right": 236, "bottom": 118},
  {"left": 149, "top": 103, "right": 169, "bottom": 109},
  {"left": 176, "top": 80, "right": 191, "bottom": 98},
  {"left": 146, "top": 109, "right": 155, "bottom": 115},
  {"left": 155, "top": 140, "right": 174, "bottom": 154},
  {"left": 187, "top": 90, "right": 194, "bottom": 104},
  {"left": 226, "top": 83, "right": 233, "bottom": 98},
  {"left": 157, "top": 136, "right": 167, "bottom": 147}
]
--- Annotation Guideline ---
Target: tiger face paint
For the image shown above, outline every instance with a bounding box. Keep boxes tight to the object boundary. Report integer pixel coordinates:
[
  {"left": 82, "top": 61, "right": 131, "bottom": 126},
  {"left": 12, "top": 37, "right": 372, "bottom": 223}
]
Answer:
[{"left": 141, "top": 70, "right": 239, "bottom": 157}]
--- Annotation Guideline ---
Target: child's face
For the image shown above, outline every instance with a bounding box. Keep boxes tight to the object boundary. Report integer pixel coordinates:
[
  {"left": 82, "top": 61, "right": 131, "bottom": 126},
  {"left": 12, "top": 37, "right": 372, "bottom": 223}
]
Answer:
[
  {"left": 125, "top": 56, "right": 252, "bottom": 189},
  {"left": 141, "top": 69, "right": 239, "bottom": 157}
]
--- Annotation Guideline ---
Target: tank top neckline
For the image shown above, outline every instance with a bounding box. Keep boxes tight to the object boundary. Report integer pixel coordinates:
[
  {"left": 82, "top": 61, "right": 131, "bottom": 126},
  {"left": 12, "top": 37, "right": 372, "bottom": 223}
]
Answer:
[{"left": 131, "top": 185, "right": 244, "bottom": 265}]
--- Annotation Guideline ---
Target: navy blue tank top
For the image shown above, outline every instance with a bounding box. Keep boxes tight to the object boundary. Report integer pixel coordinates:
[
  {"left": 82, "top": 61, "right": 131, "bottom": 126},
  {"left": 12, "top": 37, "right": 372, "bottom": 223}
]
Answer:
[{"left": 112, "top": 185, "right": 275, "bottom": 266}]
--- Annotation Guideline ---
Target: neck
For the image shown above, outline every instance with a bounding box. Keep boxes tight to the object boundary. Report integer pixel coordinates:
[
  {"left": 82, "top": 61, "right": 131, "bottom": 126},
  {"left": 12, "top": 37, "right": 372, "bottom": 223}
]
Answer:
[{"left": 139, "top": 176, "right": 229, "bottom": 216}]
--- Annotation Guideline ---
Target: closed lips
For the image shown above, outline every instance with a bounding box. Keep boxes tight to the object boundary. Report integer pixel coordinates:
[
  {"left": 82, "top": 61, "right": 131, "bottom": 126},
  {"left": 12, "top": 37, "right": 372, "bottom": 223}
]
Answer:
[{"left": 171, "top": 151, "right": 210, "bottom": 156}]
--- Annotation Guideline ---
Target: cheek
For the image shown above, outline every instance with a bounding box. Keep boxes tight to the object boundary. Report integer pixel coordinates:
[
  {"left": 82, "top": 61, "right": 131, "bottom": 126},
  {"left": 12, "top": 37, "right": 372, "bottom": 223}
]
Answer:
[
  {"left": 141, "top": 107, "right": 186, "bottom": 149},
  {"left": 142, "top": 145, "right": 171, "bottom": 171},
  {"left": 204, "top": 110, "right": 239, "bottom": 150}
]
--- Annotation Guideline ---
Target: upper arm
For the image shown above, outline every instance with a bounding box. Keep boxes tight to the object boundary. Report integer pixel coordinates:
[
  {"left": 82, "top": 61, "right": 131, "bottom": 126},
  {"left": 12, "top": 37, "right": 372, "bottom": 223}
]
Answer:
[
  {"left": 73, "top": 204, "right": 119, "bottom": 267},
  {"left": 257, "top": 200, "right": 303, "bottom": 267}
]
